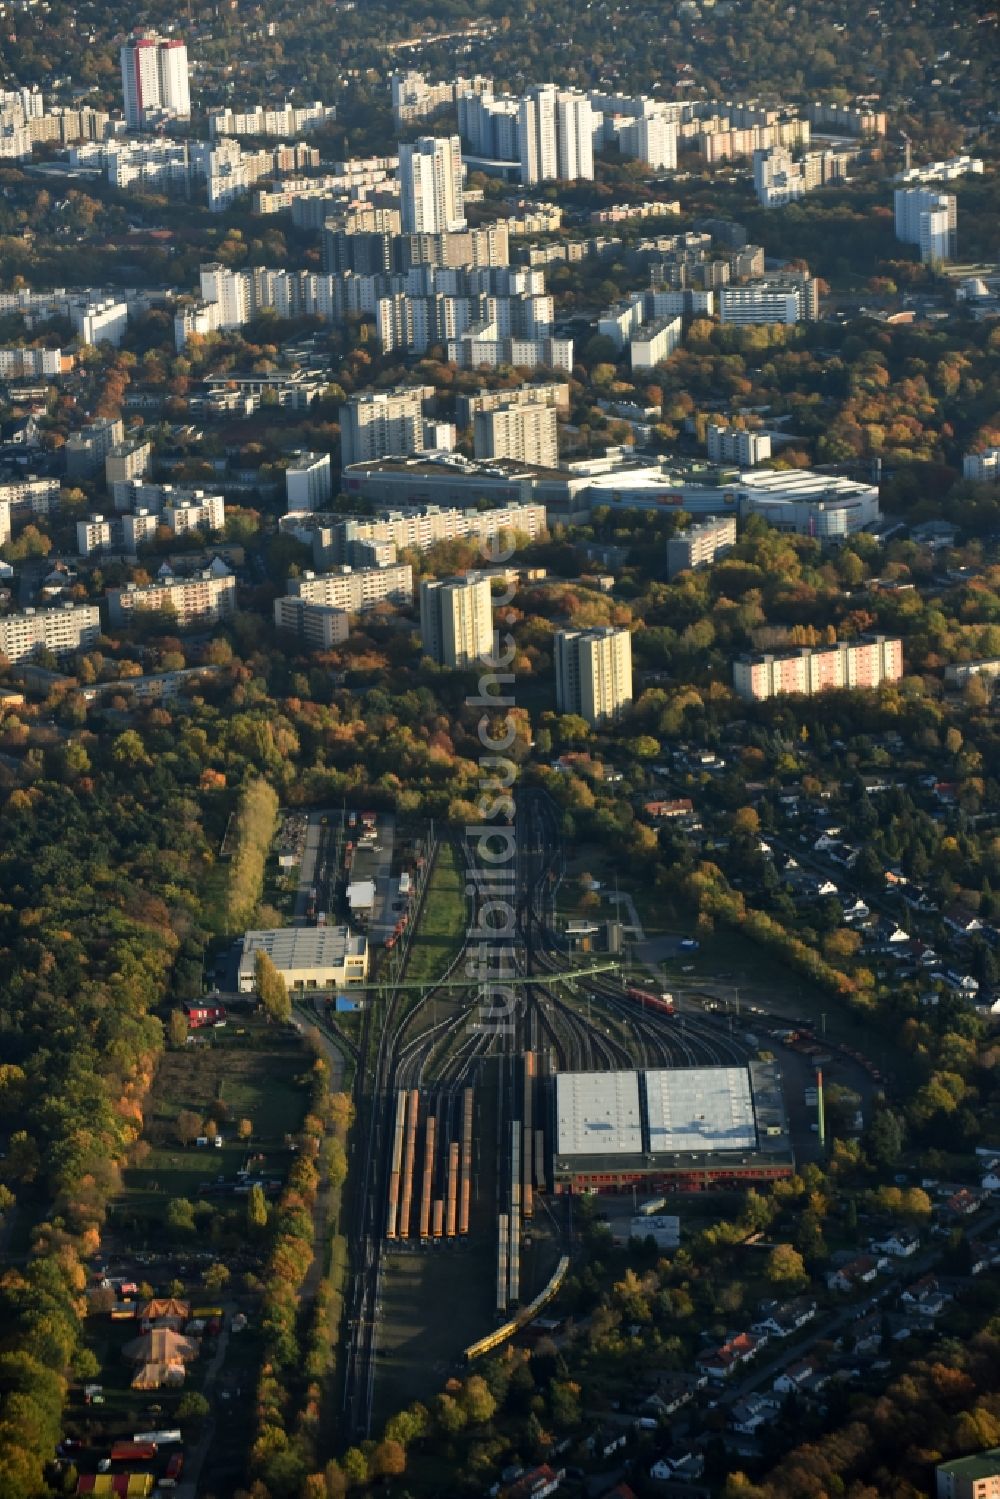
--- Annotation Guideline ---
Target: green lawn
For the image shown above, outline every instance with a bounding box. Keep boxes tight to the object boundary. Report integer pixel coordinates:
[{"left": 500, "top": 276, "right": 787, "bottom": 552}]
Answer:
[
  {"left": 121, "top": 1022, "right": 311, "bottom": 1222},
  {"left": 403, "top": 842, "right": 467, "bottom": 988}
]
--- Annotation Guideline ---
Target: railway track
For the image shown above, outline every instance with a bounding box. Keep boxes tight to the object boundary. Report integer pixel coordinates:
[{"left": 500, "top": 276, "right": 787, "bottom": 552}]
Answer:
[{"left": 343, "top": 788, "right": 758, "bottom": 1437}]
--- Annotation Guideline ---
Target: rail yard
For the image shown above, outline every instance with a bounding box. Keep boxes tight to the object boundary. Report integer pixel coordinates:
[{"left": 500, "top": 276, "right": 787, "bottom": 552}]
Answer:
[{"left": 322, "top": 787, "right": 819, "bottom": 1440}]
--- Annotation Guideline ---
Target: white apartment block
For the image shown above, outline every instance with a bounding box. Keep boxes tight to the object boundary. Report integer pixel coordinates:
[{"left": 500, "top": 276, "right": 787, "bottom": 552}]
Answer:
[
  {"left": 667, "top": 515, "right": 737, "bottom": 578},
  {"left": 419, "top": 572, "right": 493, "bottom": 668},
  {"left": 0, "top": 603, "right": 101, "bottom": 662},
  {"left": 734, "top": 636, "right": 903, "bottom": 701},
  {"left": 895, "top": 155, "right": 983, "bottom": 186},
  {"left": 447, "top": 329, "right": 573, "bottom": 372},
  {"left": 287, "top": 563, "right": 414, "bottom": 612},
  {"left": 518, "top": 86, "right": 595, "bottom": 184},
  {"left": 753, "top": 147, "right": 807, "bottom": 207},
  {"left": 0, "top": 475, "right": 60, "bottom": 523},
  {"left": 806, "top": 101, "right": 887, "bottom": 136},
  {"left": 616, "top": 113, "right": 678, "bottom": 171},
  {"left": 0, "top": 499, "right": 9, "bottom": 548},
  {"left": 0, "top": 347, "right": 68, "bottom": 377},
  {"left": 392, "top": 70, "right": 492, "bottom": 126},
  {"left": 707, "top": 425, "right": 772, "bottom": 467},
  {"left": 106, "top": 438, "right": 152, "bottom": 494},
  {"left": 340, "top": 387, "right": 434, "bottom": 470},
  {"left": 457, "top": 91, "right": 520, "bottom": 160},
  {"left": 894, "top": 187, "right": 957, "bottom": 263},
  {"left": 698, "top": 116, "right": 810, "bottom": 164},
  {"left": 121, "top": 34, "right": 190, "bottom": 128},
  {"left": 163, "top": 495, "right": 225, "bottom": 535},
  {"left": 457, "top": 382, "right": 569, "bottom": 425},
  {"left": 72, "top": 299, "right": 128, "bottom": 348},
  {"left": 76, "top": 514, "right": 117, "bottom": 557},
  {"left": 121, "top": 510, "right": 161, "bottom": 552},
  {"left": 109, "top": 571, "right": 237, "bottom": 627},
  {"left": 630, "top": 316, "right": 682, "bottom": 370},
  {"left": 555, "top": 626, "right": 633, "bottom": 726},
  {"left": 65, "top": 417, "right": 125, "bottom": 478},
  {"left": 209, "top": 101, "right": 336, "bottom": 138},
  {"left": 109, "top": 481, "right": 194, "bottom": 517},
  {"left": 598, "top": 299, "right": 644, "bottom": 352},
  {"left": 285, "top": 451, "right": 333, "bottom": 512},
  {"left": 312, "top": 503, "right": 548, "bottom": 565},
  {"left": 964, "top": 449, "right": 1000, "bottom": 483},
  {"left": 399, "top": 135, "right": 465, "bottom": 235},
  {"left": 272, "top": 598, "right": 351, "bottom": 648},
  {"left": 473, "top": 403, "right": 559, "bottom": 468},
  {"left": 719, "top": 284, "right": 804, "bottom": 325},
  {"left": 173, "top": 300, "right": 221, "bottom": 349},
  {"left": 588, "top": 89, "right": 679, "bottom": 168},
  {"left": 80, "top": 137, "right": 192, "bottom": 191}
]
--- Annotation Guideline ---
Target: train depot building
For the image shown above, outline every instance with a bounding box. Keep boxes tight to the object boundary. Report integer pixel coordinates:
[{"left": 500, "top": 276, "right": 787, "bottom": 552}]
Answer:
[
  {"left": 238, "top": 925, "right": 369, "bottom": 993},
  {"left": 552, "top": 1063, "right": 793, "bottom": 1194}
]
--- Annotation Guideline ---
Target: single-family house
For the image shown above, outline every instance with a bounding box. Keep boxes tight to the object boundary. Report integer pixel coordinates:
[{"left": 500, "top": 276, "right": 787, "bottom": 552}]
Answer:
[
  {"left": 504, "top": 1465, "right": 563, "bottom": 1499},
  {"left": 730, "top": 1393, "right": 780, "bottom": 1435},
  {"left": 943, "top": 902, "right": 983, "bottom": 938},
  {"left": 650, "top": 1447, "right": 704, "bottom": 1482},
  {"left": 643, "top": 797, "right": 694, "bottom": 821},
  {"left": 901, "top": 885, "right": 937, "bottom": 913},
  {"left": 940, "top": 970, "right": 980, "bottom": 995},
  {"left": 912, "top": 942, "right": 941, "bottom": 969},
  {"left": 649, "top": 1369, "right": 706, "bottom": 1412},
  {"left": 827, "top": 1254, "right": 880, "bottom": 1293},
  {"left": 871, "top": 1229, "right": 920, "bottom": 1258},
  {"left": 752, "top": 1298, "right": 817, "bottom": 1339},
  {"left": 773, "top": 1357, "right": 829, "bottom": 1396},
  {"left": 696, "top": 1330, "right": 762, "bottom": 1381},
  {"left": 901, "top": 1274, "right": 949, "bottom": 1318},
  {"left": 848, "top": 1313, "right": 883, "bottom": 1355},
  {"left": 966, "top": 1240, "right": 991, "bottom": 1276},
  {"left": 588, "top": 1429, "right": 627, "bottom": 1461}
]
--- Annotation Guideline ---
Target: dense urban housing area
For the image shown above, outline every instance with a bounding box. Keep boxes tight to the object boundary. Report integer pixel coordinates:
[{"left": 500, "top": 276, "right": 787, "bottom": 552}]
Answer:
[{"left": 0, "top": 2, "right": 998, "bottom": 1498}]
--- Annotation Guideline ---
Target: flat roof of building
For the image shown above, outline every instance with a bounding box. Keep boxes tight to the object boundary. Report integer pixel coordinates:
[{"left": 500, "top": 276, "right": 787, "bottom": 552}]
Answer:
[
  {"left": 347, "top": 880, "right": 376, "bottom": 908},
  {"left": 936, "top": 1447, "right": 1000, "bottom": 1479},
  {"left": 737, "top": 468, "right": 877, "bottom": 499},
  {"left": 645, "top": 1066, "right": 757, "bottom": 1153},
  {"left": 343, "top": 454, "right": 572, "bottom": 483},
  {"left": 555, "top": 1071, "right": 643, "bottom": 1156},
  {"left": 553, "top": 1063, "right": 793, "bottom": 1175},
  {"left": 239, "top": 926, "right": 367, "bottom": 970},
  {"left": 676, "top": 515, "right": 737, "bottom": 535}
]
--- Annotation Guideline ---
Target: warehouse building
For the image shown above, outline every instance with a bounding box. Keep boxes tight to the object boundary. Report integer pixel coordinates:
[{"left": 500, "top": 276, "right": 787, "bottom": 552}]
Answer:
[
  {"left": 238, "top": 926, "right": 369, "bottom": 993},
  {"left": 551, "top": 1063, "right": 792, "bottom": 1193}
]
